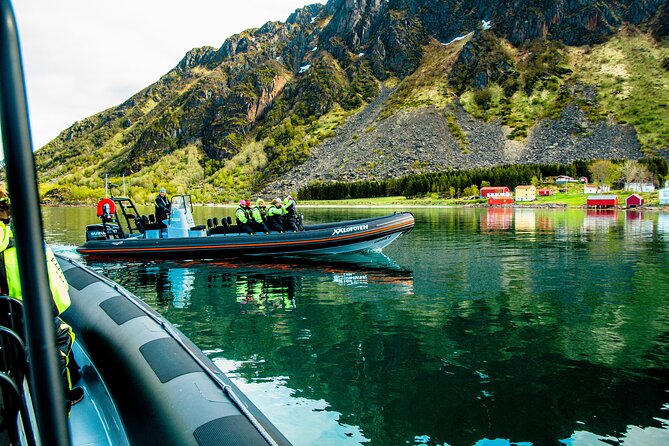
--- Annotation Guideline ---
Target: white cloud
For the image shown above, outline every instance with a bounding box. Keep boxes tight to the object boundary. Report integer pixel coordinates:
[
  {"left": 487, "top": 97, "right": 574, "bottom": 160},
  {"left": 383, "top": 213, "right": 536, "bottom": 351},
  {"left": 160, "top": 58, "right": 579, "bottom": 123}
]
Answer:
[{"left": 11, "top": 0, "right": 326, "bottom": 149}]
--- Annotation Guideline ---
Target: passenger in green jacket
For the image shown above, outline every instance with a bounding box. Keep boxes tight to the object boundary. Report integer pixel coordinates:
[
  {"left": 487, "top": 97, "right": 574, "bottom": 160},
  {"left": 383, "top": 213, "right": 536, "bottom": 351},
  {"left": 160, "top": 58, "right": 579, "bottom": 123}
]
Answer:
[
  {"left": 235, "top": 200, "right": 254, "bottom": 234},
  {"left": 266, "top": 198, "right": 285, "bottom": 233},
  {"left": 251, "top": 199, "right": 270, "bottom": 234},
  {"left": 0, "top": 185, "right": 83, "bottom": 411}
]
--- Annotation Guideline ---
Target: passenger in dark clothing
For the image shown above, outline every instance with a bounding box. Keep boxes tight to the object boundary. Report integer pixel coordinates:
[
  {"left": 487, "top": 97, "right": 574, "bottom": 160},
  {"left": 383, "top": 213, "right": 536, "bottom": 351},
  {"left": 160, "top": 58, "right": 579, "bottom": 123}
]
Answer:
[
  {"left": 282, "top": 195, "right": 300, "bottom": 232},
  {"left": 155, "top": 187, "right": 171, "bottom": 223},
  {"left": 235, "top": 200, "right": 254, "bottom": 234}
]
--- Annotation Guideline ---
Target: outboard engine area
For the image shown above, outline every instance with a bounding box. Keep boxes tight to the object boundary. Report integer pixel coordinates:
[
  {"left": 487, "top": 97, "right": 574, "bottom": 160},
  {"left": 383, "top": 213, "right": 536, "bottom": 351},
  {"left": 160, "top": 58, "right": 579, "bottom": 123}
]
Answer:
[{"left": 85, "top": 223, "right": 122, "bottom": 241}]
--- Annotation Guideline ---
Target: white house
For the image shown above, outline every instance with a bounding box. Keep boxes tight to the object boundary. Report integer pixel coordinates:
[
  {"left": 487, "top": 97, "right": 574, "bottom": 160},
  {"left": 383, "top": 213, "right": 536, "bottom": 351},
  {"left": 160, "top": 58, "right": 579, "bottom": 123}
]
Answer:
[
  {"left": 584, "top": 184, "right": 598, "bottom": 194},
  {"left": 584, "top": 184, "right": 610, "bottom": 194},
  {"left": 625, "top": 182, "right": 655, "bottom": 193},
  {"left": 659, "top": 187, "right": 669, "bottom": 205},
  {"left": 556, "top": 175, "right": 575, "bottom": 185}
]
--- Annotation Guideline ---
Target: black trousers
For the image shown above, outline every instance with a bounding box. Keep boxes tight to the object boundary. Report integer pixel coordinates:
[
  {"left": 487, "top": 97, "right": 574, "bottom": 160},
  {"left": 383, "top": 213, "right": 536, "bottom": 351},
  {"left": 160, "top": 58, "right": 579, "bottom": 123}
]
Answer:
[{"left": 55, "top": 317, "right": 80, "bottom": 393}]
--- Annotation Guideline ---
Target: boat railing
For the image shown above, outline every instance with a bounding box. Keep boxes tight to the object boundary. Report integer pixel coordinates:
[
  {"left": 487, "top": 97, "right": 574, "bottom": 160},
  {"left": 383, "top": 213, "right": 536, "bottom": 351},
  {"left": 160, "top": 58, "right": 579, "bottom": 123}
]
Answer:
[{"left": 1, "top": 0, "right": 71, "bottom": 442}]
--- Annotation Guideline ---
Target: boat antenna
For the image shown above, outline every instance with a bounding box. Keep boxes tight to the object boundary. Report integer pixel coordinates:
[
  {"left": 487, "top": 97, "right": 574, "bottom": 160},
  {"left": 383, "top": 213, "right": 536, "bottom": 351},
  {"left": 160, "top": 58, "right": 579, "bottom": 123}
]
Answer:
[
  {"left": 0, "top": 0, "right": 70, "bottom": 444},
  {"left": 105, "top": 173, "right": 108, "bottom": 198}
]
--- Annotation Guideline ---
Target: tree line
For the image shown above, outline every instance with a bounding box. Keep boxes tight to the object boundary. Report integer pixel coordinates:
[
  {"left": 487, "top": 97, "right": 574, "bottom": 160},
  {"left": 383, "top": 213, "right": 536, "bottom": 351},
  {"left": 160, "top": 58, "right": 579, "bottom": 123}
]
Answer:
[{"left": 297, "top": 158, "right": 668, "bottom": 200}]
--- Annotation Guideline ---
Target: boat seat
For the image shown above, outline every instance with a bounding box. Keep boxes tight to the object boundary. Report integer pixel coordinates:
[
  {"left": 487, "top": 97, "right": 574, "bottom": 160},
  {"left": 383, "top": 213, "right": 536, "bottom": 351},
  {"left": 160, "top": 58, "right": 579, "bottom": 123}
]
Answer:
[
  {"left": 0, "top": 326, "right": 27, "bottom": 381},
  {"left": 149, "top": 214, "right": 156, "bottom": 224},
  {"left": 143, "top": 222, "right": 166, "bottom": 231},
  {"left": 213, "top": 217, "right": 219, "bottom": 227},
  {"left": 206, "top": 219, "right": 213, "bottom": 229},
  {"left": 0, "top": 329, "right": 34, "bottom": 444},
  {"left": 209, "top": 226, "right": 226, "bottom": 235},
  {"left": 226, "top": 216, "right": 233, "bottom": 226},
  {"left": 0, "top": 296, "right": 24, "bottom": 342},
  {"left": 0, "top": 371, "right": 21, "bottom": 445}
]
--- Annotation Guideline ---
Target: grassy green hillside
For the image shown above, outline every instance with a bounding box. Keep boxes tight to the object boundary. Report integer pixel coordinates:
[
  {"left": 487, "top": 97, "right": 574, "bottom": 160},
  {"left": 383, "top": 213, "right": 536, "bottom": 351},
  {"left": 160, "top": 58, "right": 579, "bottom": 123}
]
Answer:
[{"left": 34, "top": 27, "right": 668, "bottom": 205}]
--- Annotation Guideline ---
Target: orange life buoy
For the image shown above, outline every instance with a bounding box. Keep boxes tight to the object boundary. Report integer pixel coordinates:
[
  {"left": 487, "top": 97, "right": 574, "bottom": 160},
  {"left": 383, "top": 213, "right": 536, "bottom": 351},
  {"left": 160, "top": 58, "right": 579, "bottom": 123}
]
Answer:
[{"left": 96, "top": 198, "right": 116, "bottom": 218}]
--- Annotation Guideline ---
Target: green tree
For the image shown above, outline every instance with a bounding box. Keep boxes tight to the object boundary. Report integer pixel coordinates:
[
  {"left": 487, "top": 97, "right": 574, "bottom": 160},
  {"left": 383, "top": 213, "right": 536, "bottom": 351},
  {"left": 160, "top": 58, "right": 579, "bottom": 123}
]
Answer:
[{"left": 589, "top": 160, "right": 619, "bottom": 185}]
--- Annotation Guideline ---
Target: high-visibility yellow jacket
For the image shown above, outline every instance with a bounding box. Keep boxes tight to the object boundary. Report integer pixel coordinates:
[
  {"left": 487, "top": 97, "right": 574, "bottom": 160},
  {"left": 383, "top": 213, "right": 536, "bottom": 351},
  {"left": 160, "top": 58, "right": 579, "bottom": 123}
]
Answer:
[{"left": 0, "top": 221, "right": 71, "bottom": 314}]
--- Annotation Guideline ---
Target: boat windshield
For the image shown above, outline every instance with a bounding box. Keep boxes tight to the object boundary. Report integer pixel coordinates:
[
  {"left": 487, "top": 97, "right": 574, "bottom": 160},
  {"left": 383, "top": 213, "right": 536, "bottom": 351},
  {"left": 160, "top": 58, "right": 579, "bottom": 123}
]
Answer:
[{"left": 171, "top": 195, "right": 192, "bottom": 214}]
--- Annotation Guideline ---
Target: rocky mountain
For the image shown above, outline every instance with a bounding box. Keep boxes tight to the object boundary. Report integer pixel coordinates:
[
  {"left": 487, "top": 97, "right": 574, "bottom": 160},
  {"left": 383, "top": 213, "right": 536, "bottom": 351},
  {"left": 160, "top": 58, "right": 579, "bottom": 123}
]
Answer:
[{"left": 34, "top": 0, "right": 669, "bottom": 203}]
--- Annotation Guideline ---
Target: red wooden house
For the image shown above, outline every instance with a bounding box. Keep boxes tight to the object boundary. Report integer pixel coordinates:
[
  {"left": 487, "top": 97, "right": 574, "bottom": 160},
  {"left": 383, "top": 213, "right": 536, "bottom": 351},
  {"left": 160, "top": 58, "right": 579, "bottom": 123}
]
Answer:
[
  {"left": 586, "top": 195, "right": 618, "bottom": 208},
  {"left": 537, "top": 188, "right": 553, "bottom": 196},
  {"left": 625, "top": 194, "right": 644, "bottom": 208},
  {"left": 487, "top": 196, "right": 514, "bottom": 205},
  {"left": 480, "top": 186, "right": 510, "bottom": 198}
]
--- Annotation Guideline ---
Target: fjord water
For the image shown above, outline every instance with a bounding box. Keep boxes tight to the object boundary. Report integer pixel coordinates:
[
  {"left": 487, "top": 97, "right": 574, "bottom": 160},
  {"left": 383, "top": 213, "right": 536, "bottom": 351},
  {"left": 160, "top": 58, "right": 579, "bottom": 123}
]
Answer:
[{"left": 44, "top": 206, "right": 669, "bottom": 446}]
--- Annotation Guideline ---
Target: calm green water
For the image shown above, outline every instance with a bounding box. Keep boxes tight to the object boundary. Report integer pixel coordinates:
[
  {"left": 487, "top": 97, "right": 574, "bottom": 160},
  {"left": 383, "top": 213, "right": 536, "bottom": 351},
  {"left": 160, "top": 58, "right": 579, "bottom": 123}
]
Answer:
[{"left": 43, "top": 206, "right": 669, "bottom": 446}]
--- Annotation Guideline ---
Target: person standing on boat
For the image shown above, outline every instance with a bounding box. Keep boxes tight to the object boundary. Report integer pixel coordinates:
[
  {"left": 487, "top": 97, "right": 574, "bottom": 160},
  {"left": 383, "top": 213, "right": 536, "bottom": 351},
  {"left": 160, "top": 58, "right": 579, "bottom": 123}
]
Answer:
[
  {"left": 251, "top": 199, "right": 270, "bottom": 234},
  {"left": 235, "top": 200, "right": 254, "bottom": 234},
  {"left": 266, "top": 198, "right": 285, "bottom": 233},
  {"left": 0, "top": 185, "right": 83, "bottom": 411},
  {"left": 282, "top": 195, "right": 300, "bottom": 232},
  {"left": 155, "top": 187, "right": 171, "bottom": 223}
]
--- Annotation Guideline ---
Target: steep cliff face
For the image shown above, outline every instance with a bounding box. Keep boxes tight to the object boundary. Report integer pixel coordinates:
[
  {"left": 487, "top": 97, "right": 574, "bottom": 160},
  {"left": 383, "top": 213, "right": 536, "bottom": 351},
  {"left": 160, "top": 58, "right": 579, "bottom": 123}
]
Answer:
[{"left": 34, "top": 0, "right": 669, "bottom": 201}]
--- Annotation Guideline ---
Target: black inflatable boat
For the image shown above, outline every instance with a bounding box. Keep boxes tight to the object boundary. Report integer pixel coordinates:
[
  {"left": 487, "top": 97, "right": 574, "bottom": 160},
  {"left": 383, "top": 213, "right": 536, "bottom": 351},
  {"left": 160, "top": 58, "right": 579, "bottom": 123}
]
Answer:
[{"left": 77, "top": 195, "right": 415, "bottom": 258}]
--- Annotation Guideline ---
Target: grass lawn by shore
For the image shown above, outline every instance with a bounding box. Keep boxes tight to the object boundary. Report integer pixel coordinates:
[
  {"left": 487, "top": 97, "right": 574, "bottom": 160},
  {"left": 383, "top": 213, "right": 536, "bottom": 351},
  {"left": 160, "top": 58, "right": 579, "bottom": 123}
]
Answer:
[{"left": 296, "top": 188, "right": 667, "bottom": 208}]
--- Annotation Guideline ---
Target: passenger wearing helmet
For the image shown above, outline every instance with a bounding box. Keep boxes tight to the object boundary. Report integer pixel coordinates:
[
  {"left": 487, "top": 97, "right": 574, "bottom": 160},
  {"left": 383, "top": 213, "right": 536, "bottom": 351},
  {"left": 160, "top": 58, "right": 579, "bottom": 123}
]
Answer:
[
  {"left": 282, "top": 195, "right": 300, "bottom": 232},
  {"left": 251, "top": 199, "right": 270, "bottom": 234},
  {"left": 235, "top": 199, "right": 254, "bottom": 234},
  {"left": 266, "top": 198, "right": 285, "bottom": 233}
]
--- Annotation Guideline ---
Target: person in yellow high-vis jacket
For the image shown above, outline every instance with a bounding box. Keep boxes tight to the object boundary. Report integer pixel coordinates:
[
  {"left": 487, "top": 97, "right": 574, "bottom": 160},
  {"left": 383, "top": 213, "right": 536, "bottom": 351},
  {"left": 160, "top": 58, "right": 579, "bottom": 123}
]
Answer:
[{"left": 0, "top": 185, "right": 83, "bottom": 411}]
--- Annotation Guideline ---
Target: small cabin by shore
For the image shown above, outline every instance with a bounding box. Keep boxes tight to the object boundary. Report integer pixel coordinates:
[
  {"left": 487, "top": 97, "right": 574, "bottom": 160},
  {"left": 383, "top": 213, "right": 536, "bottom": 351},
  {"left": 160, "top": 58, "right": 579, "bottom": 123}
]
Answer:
[
  {"left": 587, "top": 195, "right": 618, "bottom": 208},
  {"left": 625, "top": 194, "right": 644, "bottom": 208},
  {"left": 537, "top": 188, "right": 553, "bottom": 196},
  {"left": 584, "top": 184, "right": 598, "bottom": 194},
  {"left": 488, "top": 196, "right": 514, "bottom": 205},
  {"left": 556, "top": 175, "right": 575, "bottom": 185},
  {"left": 480, "top": 186, "right": 510, "bottom": 198}
]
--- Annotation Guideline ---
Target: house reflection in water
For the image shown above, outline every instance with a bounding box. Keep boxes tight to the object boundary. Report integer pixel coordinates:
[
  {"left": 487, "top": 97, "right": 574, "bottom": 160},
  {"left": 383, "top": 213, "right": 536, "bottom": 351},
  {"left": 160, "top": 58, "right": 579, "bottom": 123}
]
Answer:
[
  {"left": 624, "top": 211, "right": 654, "bottom": 240},
  {"left": 658, "top": 213, "right": 669, "bottom": 240},
  {"left": 582, "top": 210, "right": 618, "bottom": 234},
  {"left": 514, "top": 208, "right": 536, "bottom": 234},
  {"left": 481, "top": 207, "right": 513, "bottom": 230}
]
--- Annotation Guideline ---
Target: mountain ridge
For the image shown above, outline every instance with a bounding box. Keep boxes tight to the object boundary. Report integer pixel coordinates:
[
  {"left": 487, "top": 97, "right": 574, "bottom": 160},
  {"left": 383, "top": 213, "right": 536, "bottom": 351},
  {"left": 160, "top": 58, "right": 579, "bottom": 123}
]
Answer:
[{"left": 31, "top": 0, "right": 669, "bottom": 203}]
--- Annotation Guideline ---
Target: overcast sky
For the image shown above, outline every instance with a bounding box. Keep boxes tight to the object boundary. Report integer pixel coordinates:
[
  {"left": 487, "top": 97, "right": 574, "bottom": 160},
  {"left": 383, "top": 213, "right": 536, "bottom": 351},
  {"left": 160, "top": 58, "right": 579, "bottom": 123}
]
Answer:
[{"left": 12, "top": 0, "right": 327, "bottom": 149}]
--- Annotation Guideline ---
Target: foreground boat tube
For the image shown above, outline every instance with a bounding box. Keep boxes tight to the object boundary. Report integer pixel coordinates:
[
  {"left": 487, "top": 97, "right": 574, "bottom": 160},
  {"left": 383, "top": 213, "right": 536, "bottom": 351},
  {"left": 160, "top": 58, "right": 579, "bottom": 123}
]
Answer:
[{"left": 57, "top": 254, "right": 291, "bottom": 446}]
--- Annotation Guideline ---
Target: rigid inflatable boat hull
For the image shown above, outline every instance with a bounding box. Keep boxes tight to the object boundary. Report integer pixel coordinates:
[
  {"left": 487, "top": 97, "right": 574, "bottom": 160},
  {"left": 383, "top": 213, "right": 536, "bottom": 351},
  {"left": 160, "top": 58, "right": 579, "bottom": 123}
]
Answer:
[{"left": 77, "top": 212, "right": 415, "bottom": 259}]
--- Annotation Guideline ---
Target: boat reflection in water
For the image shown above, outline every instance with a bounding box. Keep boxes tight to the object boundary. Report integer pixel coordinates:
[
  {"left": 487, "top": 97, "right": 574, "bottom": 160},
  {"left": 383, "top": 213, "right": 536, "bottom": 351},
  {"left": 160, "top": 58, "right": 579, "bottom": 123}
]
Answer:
[{"left": 86, "top": 251, "right": 414, "bottom": 311}]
